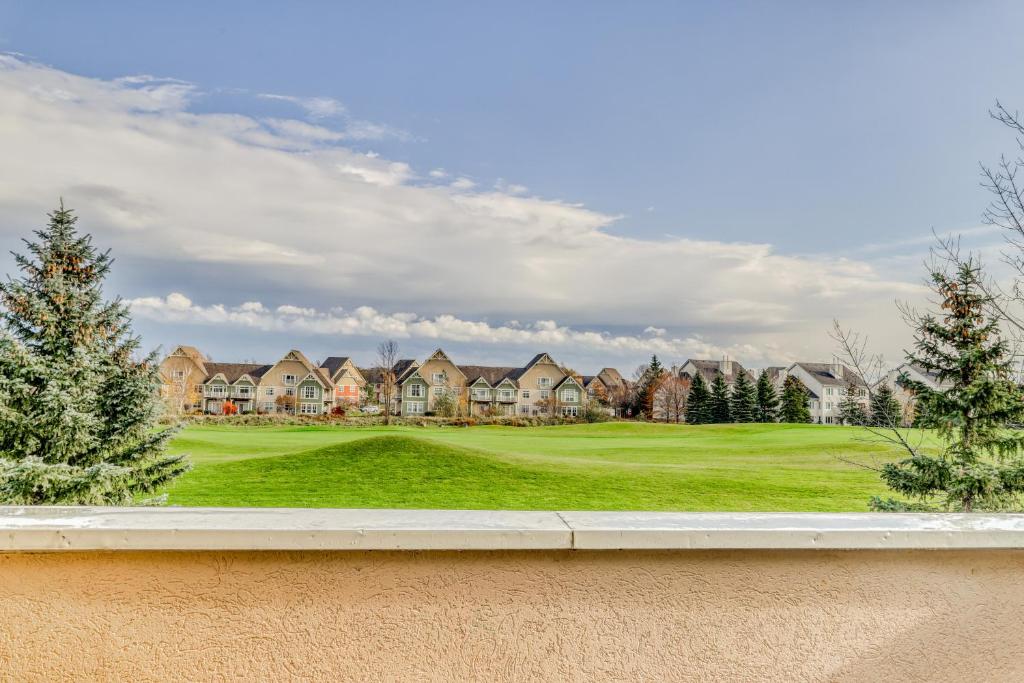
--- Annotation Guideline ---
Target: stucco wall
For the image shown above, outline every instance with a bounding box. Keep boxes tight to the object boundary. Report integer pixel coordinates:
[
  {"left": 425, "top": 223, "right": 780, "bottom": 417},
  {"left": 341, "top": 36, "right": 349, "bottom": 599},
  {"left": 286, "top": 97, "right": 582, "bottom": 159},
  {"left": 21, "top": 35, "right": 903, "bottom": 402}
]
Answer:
[{"left": 2, "top": 548, "right": 1022, "bottom": 682}]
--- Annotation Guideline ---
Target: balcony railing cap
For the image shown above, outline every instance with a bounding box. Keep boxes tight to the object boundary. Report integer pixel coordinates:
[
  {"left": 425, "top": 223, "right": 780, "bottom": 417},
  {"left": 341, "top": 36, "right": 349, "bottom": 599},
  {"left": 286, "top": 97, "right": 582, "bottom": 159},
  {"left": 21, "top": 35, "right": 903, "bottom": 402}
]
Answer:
[{"left": 3, "top": 508, "right": 1024, "bottom": 552}]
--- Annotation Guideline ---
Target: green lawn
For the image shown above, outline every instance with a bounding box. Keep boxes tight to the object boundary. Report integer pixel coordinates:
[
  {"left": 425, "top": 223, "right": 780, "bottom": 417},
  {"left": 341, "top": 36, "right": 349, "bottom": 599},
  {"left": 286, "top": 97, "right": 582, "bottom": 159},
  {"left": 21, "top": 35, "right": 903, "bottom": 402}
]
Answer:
[{"left": 158, "top": 422, "right": 921, "bottom": 511}]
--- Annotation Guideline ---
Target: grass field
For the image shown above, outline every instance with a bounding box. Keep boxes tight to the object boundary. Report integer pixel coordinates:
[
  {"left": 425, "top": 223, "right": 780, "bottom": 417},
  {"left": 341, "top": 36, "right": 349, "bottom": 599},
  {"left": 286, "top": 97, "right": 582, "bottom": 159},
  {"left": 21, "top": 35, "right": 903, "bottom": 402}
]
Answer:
[{"left": 158, "top": 422, "right": 920, "bottom": 511}]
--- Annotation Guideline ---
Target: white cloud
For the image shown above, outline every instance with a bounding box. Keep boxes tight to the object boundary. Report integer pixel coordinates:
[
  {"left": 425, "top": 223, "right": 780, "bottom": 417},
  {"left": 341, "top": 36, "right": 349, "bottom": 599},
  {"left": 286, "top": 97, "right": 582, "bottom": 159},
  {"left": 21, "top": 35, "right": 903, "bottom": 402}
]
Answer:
[
  {"left": 0, "top": 55, "right": 927, "bottom": 364},
  {"left": 494, "top": 178, "right": 528, "bottom": 195},
  {"left": 128, "top": 293, "right": 764, "bottom": 361},
  {"left": 258, "top": 93, "right": 346, "bottom": 119},
  {"left": 450, "top": 177, "right": 476, "bottom": 191}
]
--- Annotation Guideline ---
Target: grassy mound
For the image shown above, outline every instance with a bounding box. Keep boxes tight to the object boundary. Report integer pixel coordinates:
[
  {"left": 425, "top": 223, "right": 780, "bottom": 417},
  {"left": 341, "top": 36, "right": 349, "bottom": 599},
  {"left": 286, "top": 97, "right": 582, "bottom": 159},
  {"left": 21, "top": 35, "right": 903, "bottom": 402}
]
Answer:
[{"left": 162, "top": 431, "right": 891, "bottom": 511}]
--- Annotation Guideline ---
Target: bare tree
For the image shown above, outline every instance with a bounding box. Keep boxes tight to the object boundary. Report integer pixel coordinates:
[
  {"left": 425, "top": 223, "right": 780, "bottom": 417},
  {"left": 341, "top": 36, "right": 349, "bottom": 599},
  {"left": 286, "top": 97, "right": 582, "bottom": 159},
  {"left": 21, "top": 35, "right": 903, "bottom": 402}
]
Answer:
[
  {"left": 376, "top": 340, "right": 399, "bottom": 425},
  {"left": 653, "top": 368, "right": 687, "bottom": 423},
  {"left": 162, "top": 366, "right": 198, "bottom": 417}
]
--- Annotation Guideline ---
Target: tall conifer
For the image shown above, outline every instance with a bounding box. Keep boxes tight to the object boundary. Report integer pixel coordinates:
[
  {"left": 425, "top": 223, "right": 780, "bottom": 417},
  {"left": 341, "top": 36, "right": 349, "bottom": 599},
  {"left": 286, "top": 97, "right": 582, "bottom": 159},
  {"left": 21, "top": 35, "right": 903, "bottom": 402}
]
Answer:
[{"left": 0, "top": 204, "right": 188, "bottom": 504}]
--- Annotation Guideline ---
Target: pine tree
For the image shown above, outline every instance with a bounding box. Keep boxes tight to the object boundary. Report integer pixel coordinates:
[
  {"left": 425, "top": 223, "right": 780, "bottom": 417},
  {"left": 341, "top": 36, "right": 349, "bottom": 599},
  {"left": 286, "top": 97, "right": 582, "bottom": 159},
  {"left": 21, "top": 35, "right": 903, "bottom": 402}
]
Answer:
[
  {"left": 755, "top": 370, "right": 780, "bottom": 422},
  {"left": 0, "top": 203, "right": 189, "bottom": 504},
  {"left": 780, "top": 376, "right": 811, "bottom": 423},
  {"left": 837, "top": 381, "right": 868, "bottom": 425},
  {"left": 869, "top": 383, "right": 901, "bottom": 427},
  {"left": 872, "top": 259, "right": 1024, "bottom": 512},
  {"left": 634, "top": 355, "right": 665, "bottom": 419},
  {"left": 710, "top": 373, "right": 731, "bottom": 423},
  {"left": 685, "top": 373, "right": 711, "bottom": 424},
  {"left": 729, "top": 371, "right": 757, "bottom": 422}
]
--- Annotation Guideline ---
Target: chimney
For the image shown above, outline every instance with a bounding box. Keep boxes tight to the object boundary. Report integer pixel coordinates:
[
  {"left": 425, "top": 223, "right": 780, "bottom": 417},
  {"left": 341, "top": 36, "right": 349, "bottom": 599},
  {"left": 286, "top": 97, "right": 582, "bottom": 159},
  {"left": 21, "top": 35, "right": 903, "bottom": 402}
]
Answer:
[
  {"left": 719, "top": 356, "right": 733, "bottom": 377},
  {"left": 830, "top": 357, "right": 844, "bottom": 380}
]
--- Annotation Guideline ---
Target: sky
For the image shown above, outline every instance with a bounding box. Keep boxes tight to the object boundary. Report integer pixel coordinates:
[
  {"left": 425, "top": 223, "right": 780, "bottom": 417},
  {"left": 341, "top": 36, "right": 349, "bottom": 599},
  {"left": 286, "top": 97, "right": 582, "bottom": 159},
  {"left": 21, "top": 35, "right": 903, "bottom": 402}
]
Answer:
[{"left": 0, "top": 1, "right": 1022, "bottom": 373}]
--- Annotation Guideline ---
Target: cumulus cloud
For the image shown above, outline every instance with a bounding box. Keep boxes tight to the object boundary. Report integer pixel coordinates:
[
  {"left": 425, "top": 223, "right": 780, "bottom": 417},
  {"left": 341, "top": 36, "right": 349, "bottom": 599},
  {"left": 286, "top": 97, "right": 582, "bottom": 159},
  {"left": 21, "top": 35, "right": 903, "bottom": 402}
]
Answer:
[
  {"left": 258, "top": 93, "right": 346, "bottom": 119},
  {"left": 0, "top": 54, "right": 929, "bottom": 364},
  {"left": 128, "top": 293, "right": 762, "bottom": 361}
]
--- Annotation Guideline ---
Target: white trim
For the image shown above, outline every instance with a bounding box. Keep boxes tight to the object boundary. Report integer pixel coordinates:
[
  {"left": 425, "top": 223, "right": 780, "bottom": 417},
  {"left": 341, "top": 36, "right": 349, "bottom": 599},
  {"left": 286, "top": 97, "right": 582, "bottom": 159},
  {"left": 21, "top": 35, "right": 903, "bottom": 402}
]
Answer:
[{"left": 3, "top": 509, "right": 1024, "bottom": 551}]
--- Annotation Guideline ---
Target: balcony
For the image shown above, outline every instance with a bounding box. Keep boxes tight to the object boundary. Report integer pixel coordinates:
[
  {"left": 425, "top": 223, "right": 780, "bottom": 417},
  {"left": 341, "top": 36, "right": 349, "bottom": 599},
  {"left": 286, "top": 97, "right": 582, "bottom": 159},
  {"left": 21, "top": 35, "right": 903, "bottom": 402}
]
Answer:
[{"left": 2, "top": 508, "right": 1022, "bottom": 680}]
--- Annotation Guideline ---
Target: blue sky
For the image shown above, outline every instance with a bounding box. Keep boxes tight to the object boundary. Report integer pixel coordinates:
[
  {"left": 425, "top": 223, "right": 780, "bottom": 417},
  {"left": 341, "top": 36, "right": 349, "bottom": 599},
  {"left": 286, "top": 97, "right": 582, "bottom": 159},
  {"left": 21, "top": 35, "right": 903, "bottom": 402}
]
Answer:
[{"left": 0, "top": 2, "right": 1021, "bottom": 371}]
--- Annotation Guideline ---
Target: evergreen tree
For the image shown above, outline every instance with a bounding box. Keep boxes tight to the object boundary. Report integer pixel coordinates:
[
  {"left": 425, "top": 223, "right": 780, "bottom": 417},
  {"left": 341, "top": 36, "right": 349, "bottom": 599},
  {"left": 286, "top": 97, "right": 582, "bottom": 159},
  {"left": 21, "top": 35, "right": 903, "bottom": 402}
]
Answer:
[
  {"left": 755, "top": 369, "right": 780, "bottom": 422},
  {"left": 709, "top": 373, "right": 731, "bottom": 423},
  {"left": 633, "top": 355, "right": 665, "bottom": 419},
  {"left": 872, "top": 259, "right": 1024, "bottom": 512},
  {"left": 780, "top": 376, "right": 811, "bottom": 423},
  {"left": 729, "top": 371, "right": 757, "bottom": 422},
  {"left": 869, "top": 383, "right": 901, "bottom": 427},
  {"left": 0, "top": 203, "right": 189, "bottom": 504},
  {"left": 685, "top": 373, "right": 711, "bottom": 424},
  {"left": 837, "top": 381, "right": 868, "bottom": 426}
]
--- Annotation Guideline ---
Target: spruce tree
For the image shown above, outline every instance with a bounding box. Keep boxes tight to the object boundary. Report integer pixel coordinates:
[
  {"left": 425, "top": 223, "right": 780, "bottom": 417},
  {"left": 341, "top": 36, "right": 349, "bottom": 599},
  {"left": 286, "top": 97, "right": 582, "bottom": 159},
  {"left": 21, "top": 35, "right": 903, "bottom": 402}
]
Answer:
[
  {"left": 709, "top": 374, "right": 731, "bottom": 423},
  {"left": 780, "top": 376, "right": 811, "bottom": 423},
  {"left": 869, "top": 383, "right": 901, "bottom": 427},
  {"left": 755, "top": 370, "right": 780, "bottom": 422},
  {"left": 729, "top": 371, "right": 757, "bottom": 422},
  {"left": 638, "top": 355, "right": 665, "bottom": 418},
  {"left": 0, "top": 203, "right": 189, "bottom": 504},
  {"left": 837, "top": 381, "right": 868, "bottom": 425},
  {"left": 685, "top": 373, "right": 711, "bottom": 424},
  {"left": 872, "top": 259, "right": 1024, "bottom": 512}
]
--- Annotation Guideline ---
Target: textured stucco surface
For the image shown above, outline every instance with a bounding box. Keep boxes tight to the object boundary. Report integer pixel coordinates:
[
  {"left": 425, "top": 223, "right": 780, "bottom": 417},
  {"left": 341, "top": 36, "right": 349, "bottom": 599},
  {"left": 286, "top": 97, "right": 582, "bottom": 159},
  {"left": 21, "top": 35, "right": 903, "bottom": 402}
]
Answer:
[{"left": 1, "top": 549, "right": 1023, "bottom": 682}]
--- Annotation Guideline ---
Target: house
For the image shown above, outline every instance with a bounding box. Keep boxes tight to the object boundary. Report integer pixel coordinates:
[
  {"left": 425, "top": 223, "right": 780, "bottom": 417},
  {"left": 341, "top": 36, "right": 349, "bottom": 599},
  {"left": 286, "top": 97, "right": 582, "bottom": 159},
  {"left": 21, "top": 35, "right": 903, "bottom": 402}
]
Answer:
[
  {"left": 881, "top": 363, "right": 950, "bottom": 425},
  {"left": 254, "top": 350, "right": 334, "bottom": 415},
  {"left": 506, "top": 352, "right": 571, "bottom": 416},
  {"left": 199, "top": 362, "right": 272, "bottom": 414},
  {"left": 319, "top": 356, "right": 366, "bottom": 407},
  {"left": 460, "top": 365, "right": 520, "bottom": 417},
  {"left": 159, "top": 347, "right": 336, "bottom": 415},
  {"left": 396, "top": 349, "right": 466, "bottom": 416},
  {"left": 784, "top": 361, "right": 868, "bottom": 424},
  {"left": 680, "top": 358, "right": 753, "bottom": 388}
]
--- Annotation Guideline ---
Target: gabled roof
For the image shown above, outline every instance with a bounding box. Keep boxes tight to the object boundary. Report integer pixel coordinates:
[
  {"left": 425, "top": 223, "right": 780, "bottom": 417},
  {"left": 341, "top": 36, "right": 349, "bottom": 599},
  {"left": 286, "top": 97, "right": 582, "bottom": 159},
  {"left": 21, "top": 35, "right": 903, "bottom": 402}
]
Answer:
[
  {"left": 393, "top": 359, "right": 419, "bottom": 382},
  {"left": 508, "top": 352, "right": 556, "bottom": 380},
  {"left": 790, "top": 362, "right": 865, "bottom": 388},
  {"left": 320, "top": 356, "right": 350, "bottom": 379},
  {"left": 458, "top": 365, "right": 519, "bottom": 387},
  {"left": 596, "top": 367, "right": 624, "bottom": 387},
  {"left": 204, "top": 362, "right": 271, "bottom": 384},
  {"left": 581, "top": 375, "right": 598, "bottom": 387},
  {"left": 681, "top": 359, "right": 754, "bottom": 385},
  {"left": 554, "top": 375, "right": 582, "bottom": 390},
  {"left": 167, "top": 345, "right": 208, "bottom": 375},
  {"left": 271, "top": 349, "right": 333, "bottom": 388}
]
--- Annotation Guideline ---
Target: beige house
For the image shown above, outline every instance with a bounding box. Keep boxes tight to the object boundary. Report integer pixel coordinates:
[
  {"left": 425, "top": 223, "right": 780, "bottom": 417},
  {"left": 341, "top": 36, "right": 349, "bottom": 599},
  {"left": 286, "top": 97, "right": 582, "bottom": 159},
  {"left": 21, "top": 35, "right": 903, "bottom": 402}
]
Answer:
[
  {"left": 159, "top": 347, "right": 336, "bottom": 415},
  {"left": 784, "top": 361, "right": 868, "bottom": 425}
]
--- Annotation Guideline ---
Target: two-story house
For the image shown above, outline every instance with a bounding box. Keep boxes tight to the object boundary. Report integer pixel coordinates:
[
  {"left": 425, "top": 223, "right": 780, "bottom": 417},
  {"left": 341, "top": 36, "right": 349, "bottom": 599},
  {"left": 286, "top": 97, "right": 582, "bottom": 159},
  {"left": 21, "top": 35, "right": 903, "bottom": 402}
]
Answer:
[
  {"left": 784, "top": 361, "right": 868, "bottom": 424},
  {"left": 680, "top": 358, "right": 754, "bottom": 389},
  {"left": 881, "top": 363, "right": 951, "bottom": 426},
  {"left": 319, "top": 356, "right": 366, "bottom": 408},
  {"left": 397, "top": 349, "right": 466, "bottom": 416},
  {"left": 257, "top": 350, "right": 333, "bottom": 415}
]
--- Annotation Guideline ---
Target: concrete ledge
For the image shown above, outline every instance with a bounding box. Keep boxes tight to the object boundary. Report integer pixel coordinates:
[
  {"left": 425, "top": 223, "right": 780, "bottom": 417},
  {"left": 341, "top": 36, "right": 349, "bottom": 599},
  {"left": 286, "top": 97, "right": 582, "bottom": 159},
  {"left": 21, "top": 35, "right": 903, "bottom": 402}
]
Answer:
[{"left": 1, "top": 507, "right": 1024, "bottom": 551}]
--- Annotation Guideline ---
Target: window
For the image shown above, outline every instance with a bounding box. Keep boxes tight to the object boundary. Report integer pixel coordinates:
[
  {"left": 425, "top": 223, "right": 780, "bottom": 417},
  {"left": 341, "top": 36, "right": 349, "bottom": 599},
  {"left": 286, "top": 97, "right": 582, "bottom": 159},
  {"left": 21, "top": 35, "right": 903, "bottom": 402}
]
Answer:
[
  {"left": 208, "top": 385, "right": 226, "bottom": 396},
  {"left": 538, "top": 377, "right": 551, "bottom": 388},
  {"left": 472, "top": 388, "right": 489, "bottom": 400},
  {"left": 433, "top": 386, "right": 445, "bottom": 396},
  {"left": 236, "top": 386, "right": 251, "bottom": 397},
  {"left": 562, "top": 406, "right": 579, "bottom": 417},
  {"left": 408, "top": 384, "right": 424, "bottom": 398},
  {"left": 285, "top": 388, "right": 295, "bottom": 397},
  {"left": 498, "top": 389, "right": 513, "bottom": 401},
  {"left": 407, "top": 401, "right": 425, "bottom": 414},
  {"left": 301, "top": 385, "right": 318, "bottom": 399},
  {"left": 431, "top": 372, "right": 446, "bottom": 385},
  {"left": 172, "top": 370, "right": 185, "bottom": 380},
  {"left": 540, "top": 390, "right": 550, "bottom": 400},
  {"left": 560, "top": 389, "right": 578, "bottom": 403},
  {"left": 520, "top": 405, "right": 530, "bottom": 415},
  {"left": 265, "top": 387, "right": 274, "bottom": 396},
  {"left": 299, "top": 403, "right": 319, "bottom": 414},
  {"left": 283, "top": 374, "right": 297, "bottom": 386},
  {"left": 825, "top": 402, "right": 832, "bottom": 410},
  {"left": 522, "top": 390, "right": 530, "bottom": 399},
  {"left": 262, "top": 402, "right": 275, "bottom": 412},
  {"left": 826, "top": 387, "right": 834, "bottom": 396}
]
